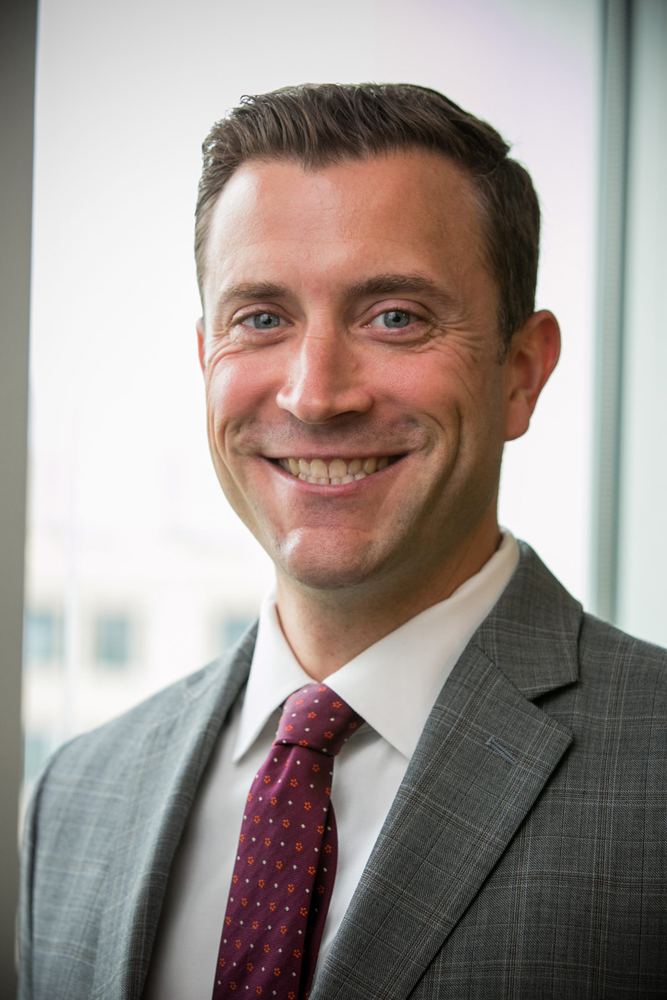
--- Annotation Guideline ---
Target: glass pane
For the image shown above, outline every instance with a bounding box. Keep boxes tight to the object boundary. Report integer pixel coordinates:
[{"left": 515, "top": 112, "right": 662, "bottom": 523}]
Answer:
[
  {"left": 24, "top": 611, "right": 61, "bottom": 663},
  {"left": 94, "top": 616, "right": 131, "bottom": 668}
]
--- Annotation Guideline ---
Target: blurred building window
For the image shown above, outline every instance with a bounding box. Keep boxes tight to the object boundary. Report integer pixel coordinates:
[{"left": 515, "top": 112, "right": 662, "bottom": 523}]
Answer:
[
  {"left": 24, "top": 610, "right": 61, "bottom": 663},
  {"left": 95, "top": 615, "right": 132, "bottom": 668}
]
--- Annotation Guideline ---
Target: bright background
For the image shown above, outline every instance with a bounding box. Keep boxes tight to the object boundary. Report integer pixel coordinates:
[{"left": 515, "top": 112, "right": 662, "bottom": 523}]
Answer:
[{"left": 23, "top": 0, "right": 601, "bottom": 789}]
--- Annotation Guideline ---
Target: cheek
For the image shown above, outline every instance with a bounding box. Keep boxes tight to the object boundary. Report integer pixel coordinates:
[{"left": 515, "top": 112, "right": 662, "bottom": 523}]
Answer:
[
  {"left": 205, "top": 357, "right": 272, "bottom": 440},
  {"left": 400, "top": 351, "right": 505, "bottom": 464},
  {"left": 377, "top": 351, "right": 467, "bottom": 429}
]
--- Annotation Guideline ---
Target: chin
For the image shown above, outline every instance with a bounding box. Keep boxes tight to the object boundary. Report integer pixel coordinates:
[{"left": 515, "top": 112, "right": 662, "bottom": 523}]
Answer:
[{"left": 273, "top": 531, "right": 385, "bottom": 592}]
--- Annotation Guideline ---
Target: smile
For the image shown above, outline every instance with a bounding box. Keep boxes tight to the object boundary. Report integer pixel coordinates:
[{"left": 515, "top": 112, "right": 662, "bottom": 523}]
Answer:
[{"left": 276, "top": 455, "right": 394, "bottom": 485}]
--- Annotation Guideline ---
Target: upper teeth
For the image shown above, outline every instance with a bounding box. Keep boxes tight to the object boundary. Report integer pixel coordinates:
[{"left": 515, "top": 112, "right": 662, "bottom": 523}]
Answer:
[{"left": 279, "top": 456, "right": 390, "bottom": 485}]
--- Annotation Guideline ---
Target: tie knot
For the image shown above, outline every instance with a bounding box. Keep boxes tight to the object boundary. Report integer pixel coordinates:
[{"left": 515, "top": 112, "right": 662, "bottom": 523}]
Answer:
[{"left": 275, "top": 683, "right": 363, "bottom": 756}]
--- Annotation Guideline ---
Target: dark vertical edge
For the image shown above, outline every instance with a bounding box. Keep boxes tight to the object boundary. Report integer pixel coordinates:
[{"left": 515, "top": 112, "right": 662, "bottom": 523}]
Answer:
[
  {"left": 592, "top": 0, "right": 632, "bottom": 622},
  {"left": 0, "top": 0, "right": 37, "bottom": 992}
]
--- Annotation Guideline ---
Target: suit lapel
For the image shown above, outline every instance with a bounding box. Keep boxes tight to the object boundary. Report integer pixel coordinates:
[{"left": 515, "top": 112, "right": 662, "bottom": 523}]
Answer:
[
  {"left": 91, "top": 629, "right": 256, "bottom": 1000},
  {"left": 313, "top": 545, "right": 581, "bottom": 1000}
]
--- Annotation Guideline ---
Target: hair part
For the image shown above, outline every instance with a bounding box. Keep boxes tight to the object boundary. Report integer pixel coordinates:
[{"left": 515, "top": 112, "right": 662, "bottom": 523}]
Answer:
[{"left": 195, "top": 83, "right": 540, "bottom": 350}]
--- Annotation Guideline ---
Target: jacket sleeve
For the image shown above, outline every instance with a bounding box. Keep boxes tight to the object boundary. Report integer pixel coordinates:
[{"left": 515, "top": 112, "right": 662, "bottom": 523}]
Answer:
[{"left": 17, "top": 744, "right": 70, "bottom": 1000}]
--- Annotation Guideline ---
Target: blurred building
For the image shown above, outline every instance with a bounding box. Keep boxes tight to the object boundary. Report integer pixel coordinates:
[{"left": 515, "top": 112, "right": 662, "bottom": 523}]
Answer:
[{"left": 22, "top": 479, "right": 273, "bottom": 789}]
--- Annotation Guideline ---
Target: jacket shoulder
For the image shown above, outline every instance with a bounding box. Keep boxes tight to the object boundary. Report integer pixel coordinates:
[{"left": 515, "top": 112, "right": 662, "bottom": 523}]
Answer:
[
  {"left": 580, "top": 610, "right": 667, "bottom": 662},
  {"left": 19, "top": 627, "right": 257, "bottom": 999},
  {"left": 36, "top": 621, "right": 257, "bottom": 788},
  {"left": 577, "top": 611, "right": 667, "bottom": 708},
  {"left": 47, "top": 655, "right": 228, "bottom": 780}
]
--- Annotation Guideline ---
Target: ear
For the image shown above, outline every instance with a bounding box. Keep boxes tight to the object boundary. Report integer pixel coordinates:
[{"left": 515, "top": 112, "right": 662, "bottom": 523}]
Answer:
[
  {"left": 196, "top": 317, "right": 206, "bottom": 373},
  {"left": 504, "top": 309, "right": 561, "bottom": 442}
]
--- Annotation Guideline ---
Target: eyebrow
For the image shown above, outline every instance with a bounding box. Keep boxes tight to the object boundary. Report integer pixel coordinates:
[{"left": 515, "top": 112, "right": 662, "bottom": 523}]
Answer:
[
  {"left": 342, "top": 273, "right": 456, "bottom": 309},
  {"left": 215, "top": 282, "right": 291, "bottom": 308},
  {"left": 213, "top": 273, "right": 456, "bottom": 312}
]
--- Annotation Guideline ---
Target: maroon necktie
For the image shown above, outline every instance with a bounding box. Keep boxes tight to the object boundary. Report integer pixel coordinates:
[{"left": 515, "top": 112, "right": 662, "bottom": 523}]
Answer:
[{"left": 212, "top": 683, "right": 363, "bottom": 999}]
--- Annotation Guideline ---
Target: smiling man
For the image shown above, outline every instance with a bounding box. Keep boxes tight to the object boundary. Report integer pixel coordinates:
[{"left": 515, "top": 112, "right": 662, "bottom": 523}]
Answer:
[
  {"left": 19, "top": 84, "right": 667, "bottom": 1000},
  {"left": 196, "top": 148, "right": 556, "bottom": 674}
]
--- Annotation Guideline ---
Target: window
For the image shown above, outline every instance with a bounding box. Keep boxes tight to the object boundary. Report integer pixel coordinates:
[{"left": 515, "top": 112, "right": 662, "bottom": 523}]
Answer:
[
  {"left": 24, "top": 610, "right": 61, "bottom": 663},
  {"left": 95, "top": 615, "right": 132, "bottom": 668}
]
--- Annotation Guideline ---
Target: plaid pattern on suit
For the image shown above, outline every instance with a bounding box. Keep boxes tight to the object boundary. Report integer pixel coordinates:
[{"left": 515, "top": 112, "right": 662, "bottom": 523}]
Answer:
[{"left": 18, "top": 544, "right": 667, "bottom": 998}]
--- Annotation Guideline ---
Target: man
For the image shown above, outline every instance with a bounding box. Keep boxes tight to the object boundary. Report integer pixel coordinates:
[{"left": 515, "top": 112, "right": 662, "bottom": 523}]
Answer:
[{"left": 19, "top": 84, "right": 667, "bottom": 999}]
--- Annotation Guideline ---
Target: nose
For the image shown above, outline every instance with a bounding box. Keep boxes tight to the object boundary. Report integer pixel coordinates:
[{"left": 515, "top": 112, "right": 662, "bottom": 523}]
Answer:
[{"left": 276, "top": 325, "right": 373, "bottom": 424}]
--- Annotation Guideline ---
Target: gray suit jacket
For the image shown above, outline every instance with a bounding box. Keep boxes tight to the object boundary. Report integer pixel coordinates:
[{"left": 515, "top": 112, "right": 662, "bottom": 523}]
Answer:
[{"left": 18, "top": 544, "right": 667, "bottom": 999}]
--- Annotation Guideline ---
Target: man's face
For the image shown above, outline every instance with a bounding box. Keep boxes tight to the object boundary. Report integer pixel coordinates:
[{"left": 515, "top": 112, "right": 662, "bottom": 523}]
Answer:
[{"left": 198, "top": 151, "right": 518, "bottom": 595}]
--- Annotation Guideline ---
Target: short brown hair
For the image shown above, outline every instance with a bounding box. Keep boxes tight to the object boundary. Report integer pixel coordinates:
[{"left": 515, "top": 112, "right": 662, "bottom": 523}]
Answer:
[{"left": 195, "top": 83, "right": 540, "bottom": 347}]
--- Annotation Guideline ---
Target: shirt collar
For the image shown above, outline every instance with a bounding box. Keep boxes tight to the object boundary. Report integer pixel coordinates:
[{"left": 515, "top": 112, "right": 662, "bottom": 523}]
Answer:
[
  {"left": 232, "top": 591, "right": 312, "bottom": 762},
  {"left": 233, "top": 531, "right": 519, "bottom": 763}
]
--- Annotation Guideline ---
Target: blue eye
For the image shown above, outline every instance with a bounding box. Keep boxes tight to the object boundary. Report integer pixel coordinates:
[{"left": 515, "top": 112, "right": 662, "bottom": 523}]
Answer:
[
  {"left": 248, "top": 312, "right": 281, "bottom": 329},
  {"left": 379, "top": 310, "right": 411, "bottom": 328}
]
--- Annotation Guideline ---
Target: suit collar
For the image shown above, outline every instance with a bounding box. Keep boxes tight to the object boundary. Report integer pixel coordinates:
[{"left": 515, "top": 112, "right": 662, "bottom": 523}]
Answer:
[
  {"left": 91, "top": 626, "right": 256, "bottom": 1000},
  {"left": 240, "top": 531, "right": 520, "bottom": 764},
  {"left": 473, "top": 540, "right": 582, "bottom": 699},
  {"left": 312, "top": 543, "right": 580, "bottom": 1000}
]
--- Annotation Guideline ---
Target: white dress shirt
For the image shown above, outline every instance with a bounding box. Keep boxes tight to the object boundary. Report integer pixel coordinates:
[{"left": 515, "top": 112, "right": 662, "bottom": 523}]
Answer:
[{"left": 143, "top": 531, "right": 519, "bottom": 1000}]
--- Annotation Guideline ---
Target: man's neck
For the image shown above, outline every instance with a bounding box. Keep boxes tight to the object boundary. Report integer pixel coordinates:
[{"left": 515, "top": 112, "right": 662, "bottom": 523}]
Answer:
[{"left": 274, "top": 516, "right": 502, "bottom": 681}]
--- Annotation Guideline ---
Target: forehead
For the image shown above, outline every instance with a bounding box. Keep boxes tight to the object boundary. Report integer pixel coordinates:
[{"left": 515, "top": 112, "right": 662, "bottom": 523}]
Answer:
[{"left": 202, "top": 151, "right": 488, "bottom": 301}]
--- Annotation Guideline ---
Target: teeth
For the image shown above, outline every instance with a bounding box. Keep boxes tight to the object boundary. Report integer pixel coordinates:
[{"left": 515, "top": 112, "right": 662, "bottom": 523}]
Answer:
[
  {"left": 310, "top": 458, "right": 328, "bottom": 479},
  {"left": 279, "top": 456, "right": 393, "bottom": 486},
  {"left": 328, "top": 458, "right": 347, "bottom": 479}
]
